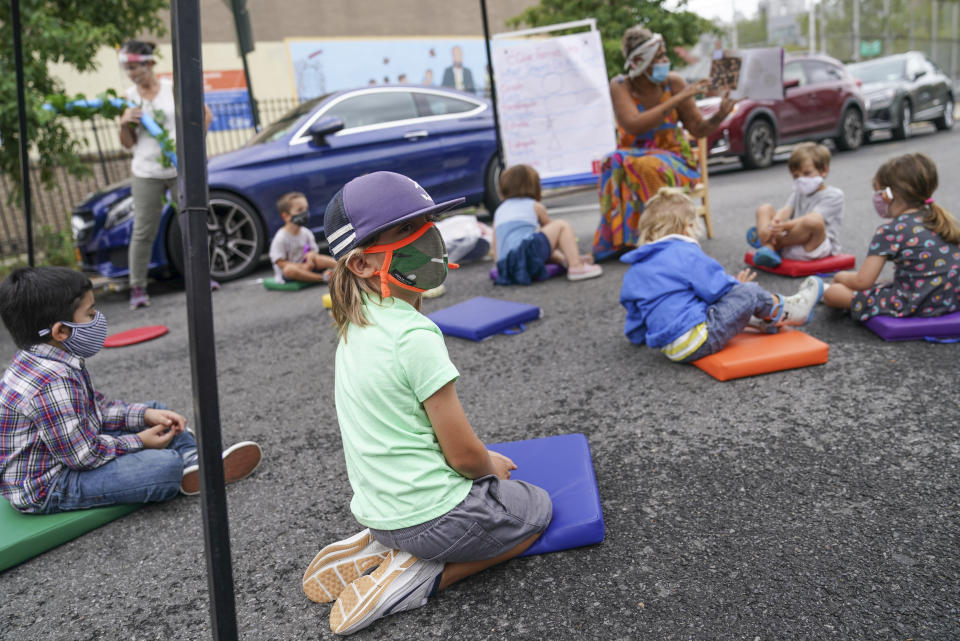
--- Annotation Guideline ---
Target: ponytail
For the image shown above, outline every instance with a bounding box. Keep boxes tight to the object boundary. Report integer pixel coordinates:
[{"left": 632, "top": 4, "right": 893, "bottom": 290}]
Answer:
[
  {"left": 923, "top": 202, "right": 960, "bottom": 245},
  {"left": 874, "top": 153, "right": 959, "bottom": 243}
]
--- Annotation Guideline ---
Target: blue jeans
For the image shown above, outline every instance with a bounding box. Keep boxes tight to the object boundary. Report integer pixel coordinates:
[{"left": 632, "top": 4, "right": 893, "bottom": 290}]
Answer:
[
  {"left": 40, "top": 402, "right": 198, "bottom": 513},
  {"left": 682, "top": 282, "right": 774, "bottom": 363}
]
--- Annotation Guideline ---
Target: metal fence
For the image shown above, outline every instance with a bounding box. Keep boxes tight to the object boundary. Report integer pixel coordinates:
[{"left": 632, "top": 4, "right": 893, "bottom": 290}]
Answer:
[{"left": 0, "top": 97, "right": 301, "bottom": 260}]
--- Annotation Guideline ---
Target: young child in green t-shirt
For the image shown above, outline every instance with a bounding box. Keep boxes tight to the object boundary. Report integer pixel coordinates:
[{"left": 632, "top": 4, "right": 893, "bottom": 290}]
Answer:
[{"left": 301, "top": 172, "right": 553, "bottom": 636}]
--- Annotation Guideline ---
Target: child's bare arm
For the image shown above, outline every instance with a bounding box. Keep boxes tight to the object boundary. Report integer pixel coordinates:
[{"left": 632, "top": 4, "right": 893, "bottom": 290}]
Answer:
[
  {"left": 423, "top": 381, "right": 512, "bottom": 479},
  {"left": 832, "top": 255, "right": 886, "bottom": 290},
  {"left": 533, "top": 201, "right": 551, "bottom": 226}
]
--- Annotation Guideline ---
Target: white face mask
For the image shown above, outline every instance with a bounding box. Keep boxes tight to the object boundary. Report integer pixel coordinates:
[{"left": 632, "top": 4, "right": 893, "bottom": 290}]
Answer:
[{"left": 794, "top": 176, "right": 824, "bottom": 196}]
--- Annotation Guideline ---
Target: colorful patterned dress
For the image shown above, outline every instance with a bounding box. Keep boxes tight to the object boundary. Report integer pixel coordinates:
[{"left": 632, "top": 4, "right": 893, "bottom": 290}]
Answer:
[
  {"left": 593, "top": 78, "right": 701, "bottom": 261},
  {"left": 851, "top": 213, "right": 960, "bottom": 321}
]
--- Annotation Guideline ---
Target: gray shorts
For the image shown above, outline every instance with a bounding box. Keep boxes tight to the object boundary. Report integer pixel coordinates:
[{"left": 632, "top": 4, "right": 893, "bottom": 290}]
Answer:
[{"left": 369, "top": 476, "right": 552, "bottom": 563}]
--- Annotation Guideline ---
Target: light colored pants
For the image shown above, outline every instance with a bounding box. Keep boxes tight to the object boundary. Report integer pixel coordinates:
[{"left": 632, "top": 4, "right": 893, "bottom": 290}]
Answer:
[{"left": 129, "top": 176, "right": 178, "bottom": 288}]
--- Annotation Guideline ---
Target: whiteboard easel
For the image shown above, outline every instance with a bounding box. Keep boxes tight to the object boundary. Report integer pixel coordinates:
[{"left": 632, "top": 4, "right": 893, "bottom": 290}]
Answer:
[{"left": 492, "top": 19, "right": 616, "bottom": 189}]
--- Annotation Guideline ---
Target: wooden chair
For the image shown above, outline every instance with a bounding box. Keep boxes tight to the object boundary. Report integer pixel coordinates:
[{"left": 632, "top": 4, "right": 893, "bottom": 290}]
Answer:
[{"left": 689, "top": 137, "right": 714, "bottom": 239}]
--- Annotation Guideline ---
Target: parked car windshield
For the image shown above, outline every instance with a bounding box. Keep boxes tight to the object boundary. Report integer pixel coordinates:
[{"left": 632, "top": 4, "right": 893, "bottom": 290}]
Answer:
[
  {"left": 245, "top": 95, "right": 330, "bottom": 146},
  {"left": 848, "top": 58, "right": 906, "bottom": 83}
]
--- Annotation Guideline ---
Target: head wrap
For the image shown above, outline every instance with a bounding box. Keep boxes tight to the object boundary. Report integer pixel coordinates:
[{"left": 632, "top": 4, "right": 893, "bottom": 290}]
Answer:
[{"left": 623, "top": 33, "right": 664, "bottom": 79}]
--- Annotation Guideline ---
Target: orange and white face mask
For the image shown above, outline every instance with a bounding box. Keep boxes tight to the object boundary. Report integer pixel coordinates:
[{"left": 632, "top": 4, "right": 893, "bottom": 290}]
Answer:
[{"left": 363, "top": 222, "right": 458, "bottom": 298}]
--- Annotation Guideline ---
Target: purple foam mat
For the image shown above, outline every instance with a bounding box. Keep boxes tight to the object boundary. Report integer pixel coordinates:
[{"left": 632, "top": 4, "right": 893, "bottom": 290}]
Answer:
[
  {"left": 489, "top": 262, "right": 566, "bottom": 282},
  {"left": 863, "top": 310, "right": 960, "bottom": 341}
]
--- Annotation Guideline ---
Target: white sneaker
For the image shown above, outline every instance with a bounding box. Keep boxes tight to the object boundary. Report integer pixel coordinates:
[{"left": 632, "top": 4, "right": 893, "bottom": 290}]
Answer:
[
  {"left": 302, "top": 530, "right": 390, "bottom": 604},
  {"left": 566, "top": 263, "right": 603, "bottom": 281},
  {"left": 329, "top": 549, "right": 443, "bottom": 635},
  {"left": 179, "top": 441, "right": 262, "bottom": 496},
  {"left": 776, "top": 276, "right": 824, "bottom": 326}
]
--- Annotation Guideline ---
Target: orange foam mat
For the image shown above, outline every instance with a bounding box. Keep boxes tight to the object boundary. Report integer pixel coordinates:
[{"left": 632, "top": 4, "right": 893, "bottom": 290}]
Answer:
[{"left": 692, "top": 329, "right": 829, "bottom": 381}]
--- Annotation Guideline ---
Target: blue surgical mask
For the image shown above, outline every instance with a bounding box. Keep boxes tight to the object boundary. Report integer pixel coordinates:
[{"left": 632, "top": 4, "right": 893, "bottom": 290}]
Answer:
[
  {"left": 647, "top": 62, "right": 670, "bottom": 84},
  {"left": 40, "top": 310, "right": 108, "bottom": 359}
]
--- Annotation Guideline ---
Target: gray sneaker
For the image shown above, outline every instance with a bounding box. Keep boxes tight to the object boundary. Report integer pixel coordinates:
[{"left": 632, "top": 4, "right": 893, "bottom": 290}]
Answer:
[
  {"left": 776, "top": 276, "right": 824, "bottom": 326},
  {"left": 329, "top": 549, "right": 443, "bottom": 635}
]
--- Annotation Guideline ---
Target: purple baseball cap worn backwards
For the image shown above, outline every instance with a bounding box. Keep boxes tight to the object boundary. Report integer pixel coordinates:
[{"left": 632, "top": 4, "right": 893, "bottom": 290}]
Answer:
[{"left": 323, "top": 172, "right": 465, "bottom": 260}]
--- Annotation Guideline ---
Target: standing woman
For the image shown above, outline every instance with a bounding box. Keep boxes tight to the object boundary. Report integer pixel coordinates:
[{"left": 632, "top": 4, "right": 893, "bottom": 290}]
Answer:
[
  {"left": 118, "top": 40, "right": 212, "bottom": 309},
  {"left": 593, "top": 26, "right": 736, "bottom": 261}
]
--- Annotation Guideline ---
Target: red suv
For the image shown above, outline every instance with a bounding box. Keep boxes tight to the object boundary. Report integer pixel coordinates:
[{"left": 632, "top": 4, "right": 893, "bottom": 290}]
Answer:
[{"left": 700, "top": 54, "right": 866, "bottom": 169}]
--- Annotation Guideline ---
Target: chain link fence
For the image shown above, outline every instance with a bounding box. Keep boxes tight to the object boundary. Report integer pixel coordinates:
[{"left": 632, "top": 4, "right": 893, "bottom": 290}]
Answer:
[{"left": 0, "top": 97, "right": 301, "bottom": 260}]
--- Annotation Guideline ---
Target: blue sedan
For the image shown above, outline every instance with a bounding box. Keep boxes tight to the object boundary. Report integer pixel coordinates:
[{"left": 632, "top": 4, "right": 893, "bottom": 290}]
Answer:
[{"left": 72, "top": 85, "right": 501, "bottom": 281}]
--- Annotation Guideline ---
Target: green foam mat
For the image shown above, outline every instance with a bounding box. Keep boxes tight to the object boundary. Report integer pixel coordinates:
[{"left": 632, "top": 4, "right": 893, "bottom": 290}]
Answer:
[
  {"left": 263, "top": 278, "right": 319, "bottom": 291},
  {"left": 1, "top": 497, "right": 140, "bottom": 572}
]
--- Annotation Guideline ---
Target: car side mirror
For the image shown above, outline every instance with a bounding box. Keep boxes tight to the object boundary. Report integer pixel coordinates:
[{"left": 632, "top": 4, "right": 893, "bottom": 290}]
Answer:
[
  {"left": 783, "top": 78, "right": 801, "bottom": 89},
  {"left": 913, "top": 70, "right": 926, "bottom": 80},
  {"left": 308, "top": 116, "right": 345, "bottom": 146}
]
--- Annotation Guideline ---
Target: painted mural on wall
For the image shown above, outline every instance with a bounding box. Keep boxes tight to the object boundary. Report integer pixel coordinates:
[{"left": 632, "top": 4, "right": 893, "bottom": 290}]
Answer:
[{"left": 287, "top": 37, "right": 489, "bottom": 100}]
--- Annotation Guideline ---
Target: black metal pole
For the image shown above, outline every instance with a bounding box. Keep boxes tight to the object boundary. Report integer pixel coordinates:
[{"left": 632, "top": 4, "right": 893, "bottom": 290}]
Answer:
[
  {"left": 229, "top": 1, "right": 260, "bottom": 132},
  {"left": 479, "top": 0, "right": 504, "bottom": 171},
  {"left": 238, "top": 50, "right": 261, "bottom": 132},
  {"left": 170, "top": 2, "right": 239, "bottom": 640},
  {"left": 11, "top": 0, "right": 34, "bottom": 267}
]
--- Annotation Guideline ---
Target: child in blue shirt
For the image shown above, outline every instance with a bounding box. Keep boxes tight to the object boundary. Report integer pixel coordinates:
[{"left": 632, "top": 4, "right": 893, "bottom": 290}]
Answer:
[
  {"left": 621, "top": 188, "right": 824, "bottom": 362},
  {"left": 493, "top": 164, "right": 602, "bottom": 284}
]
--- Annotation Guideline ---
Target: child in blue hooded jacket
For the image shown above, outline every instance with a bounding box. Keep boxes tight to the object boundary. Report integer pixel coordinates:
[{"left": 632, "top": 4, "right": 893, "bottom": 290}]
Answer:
[{"left": 619, "top": 188, "right": 824, "bottom": 362}]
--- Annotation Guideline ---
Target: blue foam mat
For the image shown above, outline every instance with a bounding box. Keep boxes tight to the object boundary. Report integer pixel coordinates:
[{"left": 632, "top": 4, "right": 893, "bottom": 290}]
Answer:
[
  {"left": 427, "top": 297, "right": 542, "bottom": 341},
  {"left": 488, "top": 433, "right": 604, "bottom": 556}
]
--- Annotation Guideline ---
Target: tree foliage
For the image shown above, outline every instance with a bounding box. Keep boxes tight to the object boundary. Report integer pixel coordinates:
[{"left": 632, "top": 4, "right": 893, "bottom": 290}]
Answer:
[
  {"left": 508, "top": 0, "right": 716, "bottom": 78},
  {"left": 0, "top": 0, "right": 167, "bottom": 200}
]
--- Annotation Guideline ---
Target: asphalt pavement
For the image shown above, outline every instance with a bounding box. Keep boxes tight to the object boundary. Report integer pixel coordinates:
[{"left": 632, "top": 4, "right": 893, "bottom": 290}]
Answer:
[{"left": 1, "top": 126, "right": 959, "bottom": 641}]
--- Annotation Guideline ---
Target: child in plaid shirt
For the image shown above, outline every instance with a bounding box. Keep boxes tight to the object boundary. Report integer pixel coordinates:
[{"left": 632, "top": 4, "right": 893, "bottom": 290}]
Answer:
[{"left": 0, "top": 267, "right": 262, "bottom": 513}]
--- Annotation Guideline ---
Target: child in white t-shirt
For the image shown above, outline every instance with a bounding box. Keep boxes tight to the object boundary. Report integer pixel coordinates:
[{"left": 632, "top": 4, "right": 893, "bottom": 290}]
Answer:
[
  {"left": 748, "top": 143, "right": 845, "bottom": 268},
  {"left": 268, "top": 192, "right": 336, "bottom": 283}
]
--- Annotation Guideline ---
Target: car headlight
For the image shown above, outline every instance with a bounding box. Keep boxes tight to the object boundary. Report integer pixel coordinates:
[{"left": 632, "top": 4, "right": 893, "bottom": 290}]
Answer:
[
  {"left": 71, "top": 214, "right": 90, "bottom": 238},
  {"left": 104, "top": 195, "right": 135, "bottom": 229},
  {"left": 865, "top": 88, "right": 896, "bottom": 110}
]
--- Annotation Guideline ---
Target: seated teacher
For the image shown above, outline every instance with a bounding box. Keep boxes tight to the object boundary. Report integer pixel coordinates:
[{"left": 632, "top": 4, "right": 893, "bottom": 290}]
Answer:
[{"left": 593, "top": 25, "right": 736, "bottom": 261}]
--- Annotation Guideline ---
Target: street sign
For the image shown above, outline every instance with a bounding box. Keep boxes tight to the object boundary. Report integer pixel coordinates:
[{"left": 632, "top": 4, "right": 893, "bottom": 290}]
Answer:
[{"left": 860, "top": 40, "right": 882, "bottom": 58}]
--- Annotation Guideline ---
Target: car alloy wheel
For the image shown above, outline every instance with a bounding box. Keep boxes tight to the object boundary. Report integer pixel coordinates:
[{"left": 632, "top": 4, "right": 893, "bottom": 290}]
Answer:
[
  {"left": 934, "top": 97, "right": 954, "bottom": 131},
  {"left": 742, "top": 119, "right": 775, "bottom": 169},
  {"left": 893, "top": 101, "right": 911, "bottom": 140},
  {"left": 835, "top": 108, "right": 864, "bottom": 151},
  {"left": 206, "top": 193, "right": 266, "bottom": 280},
  {"left": 482, "top": 155, "right": 503, "bottom": 215},
  {"left": 168, "top": 192, "right": 266, "bottom": 281}
]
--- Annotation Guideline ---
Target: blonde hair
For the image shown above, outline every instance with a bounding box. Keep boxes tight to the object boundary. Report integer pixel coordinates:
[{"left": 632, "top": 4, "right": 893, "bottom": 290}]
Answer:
[
  {"left": 499, "top": 164, "right": 541, "bottom": 201},
  {"left": 788, "top": 142, "right": 831, "bottom": 173},
  {"left": 875, "top": 153, "right": 960, "bottom": 244},
  {"left": 636, "top": 187, "right": 699, "bottom": 245},
  {"left": 328, "top": 244, "right": 424, "bottom": 341}
]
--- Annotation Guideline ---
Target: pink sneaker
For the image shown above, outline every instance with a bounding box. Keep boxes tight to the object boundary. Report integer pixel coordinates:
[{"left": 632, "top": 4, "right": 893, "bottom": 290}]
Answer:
[
  {"left": 129, "top": 286, "right": 150, "bottom": 309},
  {"left": 566, "top": 263, "right": 603, "bottom": 281}
]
